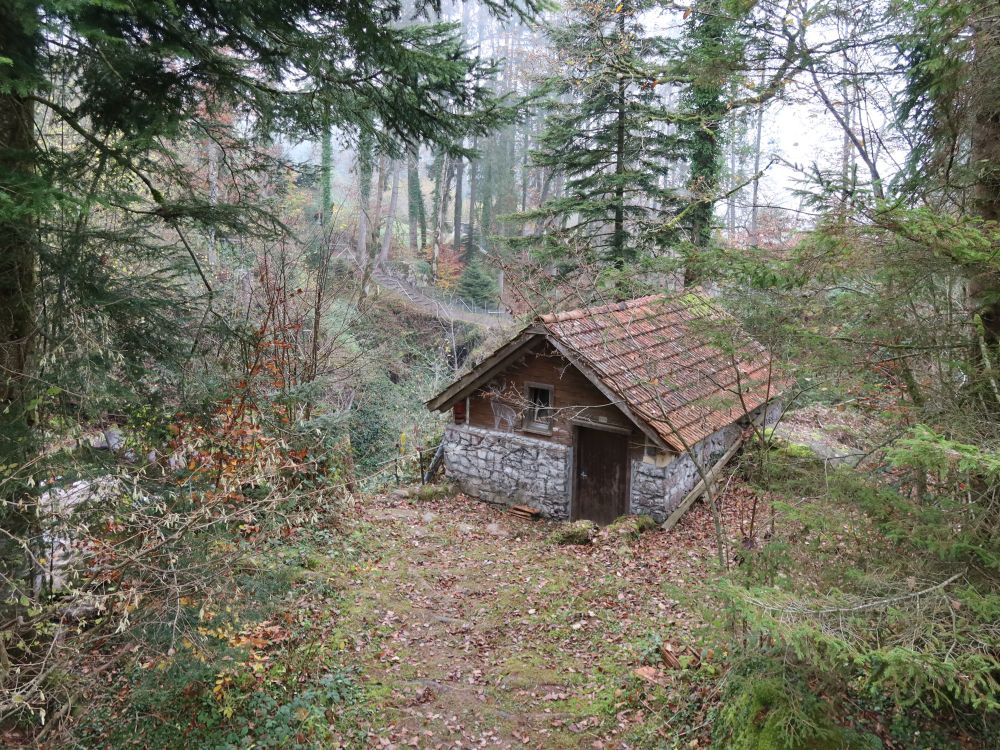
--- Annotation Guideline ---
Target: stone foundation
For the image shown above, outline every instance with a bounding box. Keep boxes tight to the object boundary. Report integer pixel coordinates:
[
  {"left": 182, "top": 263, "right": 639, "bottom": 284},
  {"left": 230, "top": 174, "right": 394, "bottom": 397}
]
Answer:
[
  {"left": 445, "top": 401, "right": 779, "bottom": 525},
  {"left": 629, "top": 423, "right": 743, "bottom": 522},
  {"left": 442, "top": 425, "right": 571, "bottom": 519}
]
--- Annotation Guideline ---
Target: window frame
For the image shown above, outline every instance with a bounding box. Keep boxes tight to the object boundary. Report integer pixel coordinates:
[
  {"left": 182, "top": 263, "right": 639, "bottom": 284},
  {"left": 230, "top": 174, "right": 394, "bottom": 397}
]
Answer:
[
  {"left": 522, "top": 382, "right": 555, "bottom": 435},
  {"left": 642, "top": 435, "right": 674, "bottom": 467}
]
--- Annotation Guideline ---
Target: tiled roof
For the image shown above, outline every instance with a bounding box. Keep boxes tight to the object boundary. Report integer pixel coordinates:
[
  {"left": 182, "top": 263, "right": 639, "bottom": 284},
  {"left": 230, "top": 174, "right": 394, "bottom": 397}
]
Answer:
[{"left": 539, "top": 293, "right": 791, "bottom": 450}]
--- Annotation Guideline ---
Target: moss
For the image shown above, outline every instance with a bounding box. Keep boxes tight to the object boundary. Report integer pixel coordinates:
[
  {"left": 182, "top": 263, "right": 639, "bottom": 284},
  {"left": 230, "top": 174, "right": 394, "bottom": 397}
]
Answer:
[
  {"left": 547, "top": 520, "right": 597, "bottom": 545},
  {"left": 764, "top": 430, "right": 820, "bottom": 460},
  {"left": 779, "top": 442, "right": 819, "bottom": 460},
  {"left": 414, "top": 482, "right": 454, "bottom": 501},
  {"left": 607, "top": 514, "right": 658, "bottom": 540}
]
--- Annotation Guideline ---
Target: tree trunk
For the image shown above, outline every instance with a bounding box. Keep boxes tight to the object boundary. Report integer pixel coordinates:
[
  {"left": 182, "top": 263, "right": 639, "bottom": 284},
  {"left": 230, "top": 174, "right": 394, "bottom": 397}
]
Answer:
[
  {"left": 452, "top": 153, "right": 464, "bottom": 256},
  {"left": 466, "top": 142, "right": 478, "bottom": 256},
  {"left": 613, "top": 9, "right": 628, "bottom": 265},
  {"left": 727, "top": 114, "right": 737, "bottom": 242},
  {"left": 355, "top": 135, "right": 374, "bottom": 264},
  {"left": 380, "top": 162, "right": 400, "bottom": 267},
  {"left": 407, "top": 147, "right": 420, "bottom": 253},
  {"left": 207, "top": 138, "right": 220, "bottom": 266},
  {"left": 368, "top": 155, "right": 387, "bottom": 259},
  {"left": 431, "top": 154, "right": 451, "bottom": 278},
  {"left": 969, "top": 6, "right": 1000, "bottom": 345},
  {"left": 320, "top": 105, "right": 332, "bottom": 229},
  {"left": 684, "top": 1, "right": 726, "bottom": 284},
  {"left": 749, "top": 90, "right": 764, "bottom": 238},
  {"left": 520, "top": 126, "right": 530, "bottom": 213},
  {"left": 0, "top": 3, "right": 39, "bottom": 409}
]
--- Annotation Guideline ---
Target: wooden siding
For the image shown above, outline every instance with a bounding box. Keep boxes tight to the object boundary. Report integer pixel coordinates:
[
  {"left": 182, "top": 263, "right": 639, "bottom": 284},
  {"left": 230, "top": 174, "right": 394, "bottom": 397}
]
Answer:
[{"left": 466, "top": 342, "right": 649, "bottom": 459}]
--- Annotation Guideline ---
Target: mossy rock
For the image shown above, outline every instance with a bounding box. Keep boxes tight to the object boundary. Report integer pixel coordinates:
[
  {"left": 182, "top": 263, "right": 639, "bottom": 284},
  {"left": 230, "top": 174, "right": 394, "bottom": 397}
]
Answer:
[
  {"left": 765, "top": 432, "right": 820, "bottom": 460},
  {"left": 548, "top": 520, "right": 598, "bottom": 545},
  {"left": 414, "top": 482, "right": 454, "bottom": 501},
  {"left": 607, "top": 514, "right": 658, "bottom": 540},
  {"left": 778, "top": 441, "right": 819, "bottom": 459}
]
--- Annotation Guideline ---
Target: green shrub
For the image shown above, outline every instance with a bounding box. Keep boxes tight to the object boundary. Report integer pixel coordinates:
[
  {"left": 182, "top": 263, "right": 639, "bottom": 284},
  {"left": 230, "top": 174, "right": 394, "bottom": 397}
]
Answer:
[
  {"left": 77, "top": 653, "right": 364, "bottom": 749},
  {"left": 715, "top": 661, "right": 882, "bottom": 750}
]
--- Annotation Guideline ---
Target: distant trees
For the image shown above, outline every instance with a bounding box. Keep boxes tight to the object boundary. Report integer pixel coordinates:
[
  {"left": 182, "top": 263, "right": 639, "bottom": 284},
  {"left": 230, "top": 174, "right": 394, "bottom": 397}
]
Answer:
[{"left": 519, "top": 0, "right": 682, "bottom": 267}]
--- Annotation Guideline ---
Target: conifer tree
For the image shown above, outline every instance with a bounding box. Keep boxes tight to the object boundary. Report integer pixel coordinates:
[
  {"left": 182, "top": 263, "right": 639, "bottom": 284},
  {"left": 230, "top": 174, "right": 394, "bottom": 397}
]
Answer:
[
  {"left": 518, "top": 0, "right": 683, "bottom": 266},
  {"left": 456, "top": 252, "right": 498, "bottom": 305},
  {"left": 678, "top": 0, "right": 750, "bottom": 258},
  {"left": 0, "top": 0, "right": 541, "bottom": 652}
]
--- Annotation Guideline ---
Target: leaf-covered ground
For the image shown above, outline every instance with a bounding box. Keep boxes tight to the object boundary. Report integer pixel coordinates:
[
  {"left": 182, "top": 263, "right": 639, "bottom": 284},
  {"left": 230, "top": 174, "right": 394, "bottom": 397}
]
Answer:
[
  {"left": 69, "top": 487, "right": 753, "bottom": 749},
  {"left": 334, "top": 490, "right": 744, "bottom": 749}
]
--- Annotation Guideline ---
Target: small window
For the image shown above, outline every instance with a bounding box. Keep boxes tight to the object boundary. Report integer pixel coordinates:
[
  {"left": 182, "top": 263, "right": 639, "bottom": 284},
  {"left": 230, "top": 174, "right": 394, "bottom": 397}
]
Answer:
[
  {"left": 524, "top": 385, "right": 554, "bottom": 432},
  {"left": 643, "top": 436, "right": 673, "bottom": 467}
]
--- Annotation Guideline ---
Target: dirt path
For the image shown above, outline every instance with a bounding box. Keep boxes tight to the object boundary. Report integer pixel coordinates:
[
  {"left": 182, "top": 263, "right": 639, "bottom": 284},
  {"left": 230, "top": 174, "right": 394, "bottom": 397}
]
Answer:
[
  {"left": 334, "top": 492, "right": 735, "bottom": 749},
  {"left": 373, "top": 269, "right": 513, "bottom": 329}
]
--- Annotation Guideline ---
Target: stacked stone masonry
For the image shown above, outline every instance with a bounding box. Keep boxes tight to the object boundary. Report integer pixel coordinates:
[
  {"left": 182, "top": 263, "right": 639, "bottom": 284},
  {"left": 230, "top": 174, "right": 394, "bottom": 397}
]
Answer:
[
  {"left": 628, "top": 422, "right": 742, "bottom": 522},
  {"left": 443, "top": 402, "right": 775, "bottom": 524},
  {"left": 443, "top": 425, "right": 572, "bottom": 518}
]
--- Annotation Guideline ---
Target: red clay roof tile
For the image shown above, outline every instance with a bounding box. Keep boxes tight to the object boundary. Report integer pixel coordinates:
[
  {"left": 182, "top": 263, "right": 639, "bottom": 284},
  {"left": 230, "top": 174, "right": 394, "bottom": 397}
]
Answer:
[{"left": 539, "top": 292, "right": 791, "bottom": 450}]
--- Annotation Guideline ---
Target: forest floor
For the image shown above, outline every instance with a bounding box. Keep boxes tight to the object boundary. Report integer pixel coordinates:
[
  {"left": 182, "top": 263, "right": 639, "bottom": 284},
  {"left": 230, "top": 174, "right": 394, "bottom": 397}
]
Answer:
[
  {"left": 69, "top": 485, "right": 757, "bottom": 749},
  {"left": 332, "top": 489, "right": 750, "bottom": 749}
]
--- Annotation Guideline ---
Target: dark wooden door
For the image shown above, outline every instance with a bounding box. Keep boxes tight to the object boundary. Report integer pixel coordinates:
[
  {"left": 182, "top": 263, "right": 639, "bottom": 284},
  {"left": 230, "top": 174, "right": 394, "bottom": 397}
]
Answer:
[{"left": 573, "top": 427, "right": 628, "bottom": 524}]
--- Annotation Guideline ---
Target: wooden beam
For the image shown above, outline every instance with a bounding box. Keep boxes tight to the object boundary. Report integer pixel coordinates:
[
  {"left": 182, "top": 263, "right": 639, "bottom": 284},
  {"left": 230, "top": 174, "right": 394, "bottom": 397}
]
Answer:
[
  {"left": 547, "top": 337, "right": 671, "bottom": 452},
  {"left": 425, "top": 326, "right": 542, "bottom": 411},
  {"left": 661, "top": 437, "right": 744, "bottom": 533}
]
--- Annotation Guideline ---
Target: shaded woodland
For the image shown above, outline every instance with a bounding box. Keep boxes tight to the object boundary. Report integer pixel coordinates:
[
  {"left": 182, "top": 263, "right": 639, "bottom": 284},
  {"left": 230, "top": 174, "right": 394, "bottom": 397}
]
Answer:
[{"left": 1, "top": 0, "right": 998, "bottom": 747}]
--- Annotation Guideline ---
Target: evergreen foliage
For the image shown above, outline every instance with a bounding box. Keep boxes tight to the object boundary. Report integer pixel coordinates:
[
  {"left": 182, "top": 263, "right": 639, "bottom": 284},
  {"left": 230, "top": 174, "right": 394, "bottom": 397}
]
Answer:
[
  {"left": 5, "top": 0, "right": 1000, "bottom": 744},
  {"left": 0, "top": 0, "right": 540, "bottom": 732},
  {"left": 514, "top": 0, "right": 683, "bottom": 266},
  {"left": 456, "top": 252, "right": 499, "bottom": 305}
]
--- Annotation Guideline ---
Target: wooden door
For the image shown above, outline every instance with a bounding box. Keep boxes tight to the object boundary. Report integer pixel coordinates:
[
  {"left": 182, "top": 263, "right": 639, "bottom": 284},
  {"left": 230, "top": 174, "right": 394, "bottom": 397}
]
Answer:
[{"left": 573, "top": 427, "right": 628, "bottom": 524}]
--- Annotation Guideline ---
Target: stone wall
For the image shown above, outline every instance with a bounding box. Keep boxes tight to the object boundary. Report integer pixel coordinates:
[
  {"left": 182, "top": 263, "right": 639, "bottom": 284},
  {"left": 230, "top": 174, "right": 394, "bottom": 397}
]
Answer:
[
  {"left": 628, "top": 422, "right": 743, "bottom": 522},
  {"left": 442, "top": 424, "right": 571, "bottom": 518},
  {"left": 445, "top": 400, "right": 781, "bottom": 524},
  {"left": 627, "top": 401, "right": 782, "bottom": 522}
]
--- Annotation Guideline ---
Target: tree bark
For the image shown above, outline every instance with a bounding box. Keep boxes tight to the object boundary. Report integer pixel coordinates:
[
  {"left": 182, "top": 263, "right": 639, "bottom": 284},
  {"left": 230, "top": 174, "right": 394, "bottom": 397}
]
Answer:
[
  {"left": 368, "top": 155, "right": 387, "bottom": 261},
  {"left": 969, "top": 6, "right": 1000, "bottom": 345},
  {"left": 207, "top": 138, "right": 220, "bottom": 267},
  {"left": 431, "top": 154, "right": 451, "bottom": 278},
  {"left": 466, "top": 142, "right": 478, "bottom": 256},
  {"left": 613, "top": 9, "right": 628, "bottom": 265},
  {"left": 407, "top": 147, "right": 420, "bottom": 254},
  {"left": 749, "top": 82, "right": 764, "bottom": 238},
  {"left": 452, "top": 153, "right": 464, "bottom": 255},
  {"left": 320, "top": 106, "right": 332, "bottom": 229},
  {"left": 380, "top": 162, "right": 400, "bottom": 267},
  {"left": 520, "top": 126, "right": 530, "bottom": 213},
  {"left": 0, "top": 3, "right": 39, "bottom": 408},
  {"left": 727, "top": 115, "right": 737, "bottom": 241}
]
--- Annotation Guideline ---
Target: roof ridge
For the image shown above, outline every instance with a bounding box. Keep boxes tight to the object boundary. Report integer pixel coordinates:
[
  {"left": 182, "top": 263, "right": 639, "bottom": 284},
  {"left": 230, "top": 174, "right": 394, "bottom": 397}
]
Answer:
[{"left": 538, "top": 293, "right": 667, "bottom": 324}]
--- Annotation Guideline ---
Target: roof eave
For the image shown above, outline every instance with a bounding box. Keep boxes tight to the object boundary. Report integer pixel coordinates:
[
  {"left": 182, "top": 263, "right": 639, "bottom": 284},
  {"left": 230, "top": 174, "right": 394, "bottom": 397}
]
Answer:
[{"left": 425, "top": 325, "right": 545, "bottom": 412}]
